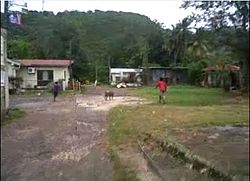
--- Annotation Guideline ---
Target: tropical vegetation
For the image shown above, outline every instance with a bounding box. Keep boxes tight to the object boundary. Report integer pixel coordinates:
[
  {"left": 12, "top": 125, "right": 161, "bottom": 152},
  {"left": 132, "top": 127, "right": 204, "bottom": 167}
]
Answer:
[{"left": 1, "top": 1, "right": 249, "bottom": 90}]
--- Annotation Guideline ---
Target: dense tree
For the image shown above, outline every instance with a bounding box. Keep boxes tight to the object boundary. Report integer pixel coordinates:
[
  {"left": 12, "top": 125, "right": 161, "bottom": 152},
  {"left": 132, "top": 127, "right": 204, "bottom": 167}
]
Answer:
[
  {"left": 162, "top": 18, "right": 193, "bottom": 66},
  {"left": 182, "top": 1, "right": 249, "bottom": 90},
  {"left": 181, "top": 1, "right": 249, "bottom": 31},
  {"left": 186, "top": 29, "right": 209, "bottom": 61},
  {"left": 1, "top": 6, "right": 248, "bottom": 88},
  {"left": 2, "top": 10, "right": 165, "bottom": 82}
]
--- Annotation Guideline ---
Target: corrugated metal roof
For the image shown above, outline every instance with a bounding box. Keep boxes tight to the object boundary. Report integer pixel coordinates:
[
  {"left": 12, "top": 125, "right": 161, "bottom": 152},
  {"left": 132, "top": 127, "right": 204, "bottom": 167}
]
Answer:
[
  {"left": 110, "top": 68, "right": 143, "bottom": 74},
  {"left": 7, "top": 59, "right": 20, "bottom": 65},
  {"left": 19, "top": 59, "right": 73, "bottom": 67},
  {"left": 7, "top": 59, "right": 20, "bottom": 68},
  {"left": 203, "top": 64, "right": 240, "bottom": 72},
  {"left": 148, "top": 66, "right": 188, "bottom": 69}
]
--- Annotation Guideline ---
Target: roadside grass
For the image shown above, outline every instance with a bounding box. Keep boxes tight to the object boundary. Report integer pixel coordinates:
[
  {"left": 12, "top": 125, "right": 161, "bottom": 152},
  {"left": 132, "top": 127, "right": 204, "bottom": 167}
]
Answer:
[
  {"left": 109, "top": 85, "right": 248, "bottom": 145},
  {"left": 107, "top": 85, "right": 249, "bottom": 178},
  {"left": 1, "top": 108, "right": 26, "bottom": 126},
  {"left": 131, "top": 85, "right": 247, "bottom": 106},
  {"left": 109, "top": 149, "right": 139, "bottom": 181},
  {"left": 108, "top": 103, "right": 249, "bottom": 147},
  {"left": 10, "top": 89, "right": 80, "bottom": 97}
]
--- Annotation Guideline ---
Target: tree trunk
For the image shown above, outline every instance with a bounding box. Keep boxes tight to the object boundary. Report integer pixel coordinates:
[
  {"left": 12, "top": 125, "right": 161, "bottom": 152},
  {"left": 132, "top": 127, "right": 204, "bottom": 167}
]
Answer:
[{"left": 240, "top": 59, "right": 249, "bottom": 92}]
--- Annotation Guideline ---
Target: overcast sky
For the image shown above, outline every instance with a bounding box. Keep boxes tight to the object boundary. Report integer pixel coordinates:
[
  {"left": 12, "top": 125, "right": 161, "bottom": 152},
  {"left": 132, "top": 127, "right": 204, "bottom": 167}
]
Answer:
[{"left": 1, "top": 0, "right": 194, "bottom": 28}]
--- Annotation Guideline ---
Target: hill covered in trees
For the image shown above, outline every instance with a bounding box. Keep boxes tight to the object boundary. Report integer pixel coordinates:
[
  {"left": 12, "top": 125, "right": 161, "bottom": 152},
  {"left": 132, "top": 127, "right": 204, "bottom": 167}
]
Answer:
[
  {"left": 1, "top": 2, "right": 249, "bottom": 88},
  {"left": 2, "top": 10, "right": 167, "bottom": 82}
]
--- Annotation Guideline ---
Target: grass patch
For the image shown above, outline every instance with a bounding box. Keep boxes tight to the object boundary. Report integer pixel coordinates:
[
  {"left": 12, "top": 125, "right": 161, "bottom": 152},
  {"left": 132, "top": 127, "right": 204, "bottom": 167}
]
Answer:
[
  {"left": 108, "top": 104, "right": 249, "bottom": 147},
  {"left": 108, "top": 85, "right": 249, "bottom": 178},
  {"left": 108, "top": 85, "right": 249, "bottom": 146},
  {"left": 2, "top": 108, "right": 26, "bottom": 126},
  {"left": 11, "top": 90, "right": 80, "bottom": 98},
  {"left": 109, "top": 149, "right": 139, "bottom": 181},
  {"left": 132, "top": 85, "right": 243, "bottom": 106}
]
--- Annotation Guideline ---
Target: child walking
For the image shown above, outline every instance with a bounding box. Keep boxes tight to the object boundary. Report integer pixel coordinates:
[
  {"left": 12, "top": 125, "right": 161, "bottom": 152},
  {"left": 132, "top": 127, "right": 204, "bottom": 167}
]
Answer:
[
  {"left": 53, "top": 82, "right": 60, "bottom": 102},
  {"left": 155, "top": 77, "right": 167, "bottom": 104}
]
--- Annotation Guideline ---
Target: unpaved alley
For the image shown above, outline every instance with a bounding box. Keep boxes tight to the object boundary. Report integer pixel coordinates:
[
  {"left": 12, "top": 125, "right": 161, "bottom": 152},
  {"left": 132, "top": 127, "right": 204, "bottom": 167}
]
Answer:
[{"left": 1, "top": 86, "right": 147, "bottom": 181}]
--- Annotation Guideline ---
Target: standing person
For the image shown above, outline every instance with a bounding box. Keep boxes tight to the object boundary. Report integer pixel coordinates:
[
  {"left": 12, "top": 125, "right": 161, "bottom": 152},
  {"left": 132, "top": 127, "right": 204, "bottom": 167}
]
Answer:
[
  {"left": 53, "top": 81, "right": 60, "bottom": 102},
  {"left": 155, "top": 77, "right": 167, "bottom": 104}
]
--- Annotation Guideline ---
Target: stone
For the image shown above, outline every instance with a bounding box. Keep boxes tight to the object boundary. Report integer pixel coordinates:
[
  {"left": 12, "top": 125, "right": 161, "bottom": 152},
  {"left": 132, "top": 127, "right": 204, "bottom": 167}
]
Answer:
[{"left": 207, "top": 133, "right": 220, "bottom": 139}]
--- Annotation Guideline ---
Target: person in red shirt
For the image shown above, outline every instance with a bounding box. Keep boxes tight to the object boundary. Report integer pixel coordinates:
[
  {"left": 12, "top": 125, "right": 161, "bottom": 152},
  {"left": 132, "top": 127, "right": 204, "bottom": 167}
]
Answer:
[{"left": 155, "top": 77, "right": 167, "bottom": 104}]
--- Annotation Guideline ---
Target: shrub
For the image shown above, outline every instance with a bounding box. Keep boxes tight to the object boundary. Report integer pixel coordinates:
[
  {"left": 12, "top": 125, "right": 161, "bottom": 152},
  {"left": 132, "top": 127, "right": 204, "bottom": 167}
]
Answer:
[
  {"left": 188, "top": 59, "right": 210, "bottom": 85},
  {"left": 46, "top": 82, "right": 53, "bottom": 92}
]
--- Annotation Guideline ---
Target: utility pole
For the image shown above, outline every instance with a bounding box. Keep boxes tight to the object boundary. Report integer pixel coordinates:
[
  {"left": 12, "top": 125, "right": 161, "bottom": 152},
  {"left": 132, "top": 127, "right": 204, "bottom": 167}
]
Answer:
[
  {"left": 142, "top": 40, "right": 149, "bottom": 85},
  {"left": 108, "top": 56, "right": 111, "bottom": 84},
  {"left": 4, "top": 1, "right": 9, "bottom": 29},
  {"left": 42, "top": 0, "right": 45, "bottom": 12},
  {"left": 69, "top": 40, "right": 73, "bottom": 78},
  {"left": 94, "top": 59, "right": 98, "bottom": 88},
  {"left": 68, "top": 40, "right": 74, "bottom": 89}
]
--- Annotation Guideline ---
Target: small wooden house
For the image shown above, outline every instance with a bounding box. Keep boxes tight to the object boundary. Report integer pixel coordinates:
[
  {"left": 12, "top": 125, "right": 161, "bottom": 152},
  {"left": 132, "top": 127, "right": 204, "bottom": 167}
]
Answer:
[
  {"left": 202, "top": 64, "right": 240, "bottom": 89},
  {"left": 147, "top": 67, "right": 189, "bottom": 85}
]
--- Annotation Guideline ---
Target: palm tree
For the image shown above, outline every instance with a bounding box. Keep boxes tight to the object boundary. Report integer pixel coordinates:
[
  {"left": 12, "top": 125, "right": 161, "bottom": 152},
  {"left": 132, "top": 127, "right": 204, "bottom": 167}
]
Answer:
[
  {"left": 186, "top": 29, "right": 209, "bottom": 61},
  {"left": 187, "top": 40, "right": 208, "bottom": 60},
  {"left": 162, "top": 18, "right": 192, "bottom": 66}
]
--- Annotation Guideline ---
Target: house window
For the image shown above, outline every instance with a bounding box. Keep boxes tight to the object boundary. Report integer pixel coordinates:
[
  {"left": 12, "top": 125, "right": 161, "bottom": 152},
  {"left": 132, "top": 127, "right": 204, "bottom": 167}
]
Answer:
[
  {"left": 37, "top": 70, "right": 53, "bottom": 86},
  {"left": 115, "top": 76, "right": 120, "bottom": 83},
  {"left": 42, "top": 70, "right": 49, "bottom": 80},
  {"left": 64, "top": 70, "right": 66, "bottom": 80}
]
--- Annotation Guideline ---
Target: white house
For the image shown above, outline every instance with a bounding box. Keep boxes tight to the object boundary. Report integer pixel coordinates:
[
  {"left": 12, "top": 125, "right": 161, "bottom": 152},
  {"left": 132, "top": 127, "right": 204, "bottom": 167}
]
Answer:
[
  {"left": 17, "top": 59, "right": 73, "bottom": 90},
  {"left": 6, "top": 59, "right": 21, "bottom": 91},
  {"left": 1, "top": 28, "right": 9, "bottom": 119},
  {"left": 110, "top": 68, "right": 143, "bottom": 85},
  {"left": 7, "top": 59, "right": 20, "bottom": 77}
]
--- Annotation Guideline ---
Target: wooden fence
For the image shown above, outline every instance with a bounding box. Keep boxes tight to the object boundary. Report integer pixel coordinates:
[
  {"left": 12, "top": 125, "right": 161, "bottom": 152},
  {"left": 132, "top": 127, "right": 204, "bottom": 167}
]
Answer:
[{"left": 68, "top": 80, "right": 81, "bottom": 91}]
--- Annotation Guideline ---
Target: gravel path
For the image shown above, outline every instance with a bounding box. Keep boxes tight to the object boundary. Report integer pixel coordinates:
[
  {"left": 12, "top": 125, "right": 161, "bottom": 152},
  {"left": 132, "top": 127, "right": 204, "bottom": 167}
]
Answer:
[{"left": 1, "top": 86, "right": 148, "bottom": 181}]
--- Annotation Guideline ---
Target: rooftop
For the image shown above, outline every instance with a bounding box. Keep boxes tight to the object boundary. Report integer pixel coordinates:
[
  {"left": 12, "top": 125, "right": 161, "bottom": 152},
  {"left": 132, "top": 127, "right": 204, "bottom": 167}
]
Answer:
[
  {"left": 7, "top": 59, "right": 21, "bottom": 68},
  {"left": 19, "top": 59, "right": 73, "bottom": 67},
  {"left": 203, "top": 64, "right": 240, "bottom": 72},
  {"left": 110, "top": 68, "right": 143, "bottom": 73}
]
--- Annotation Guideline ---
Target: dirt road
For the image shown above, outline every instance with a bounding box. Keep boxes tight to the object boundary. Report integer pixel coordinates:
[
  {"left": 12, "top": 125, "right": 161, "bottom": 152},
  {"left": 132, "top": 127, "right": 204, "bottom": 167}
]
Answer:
[{"left": 1, "top": 86, "right": 147, "bottom": 181}]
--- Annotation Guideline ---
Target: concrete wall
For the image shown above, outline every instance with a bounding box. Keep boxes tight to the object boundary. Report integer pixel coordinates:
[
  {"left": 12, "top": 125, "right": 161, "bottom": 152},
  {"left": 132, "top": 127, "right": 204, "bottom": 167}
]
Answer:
[
  {"left": 7, "top": 63, "right": 18, "bottom": 90},
  {"left": 110, "top": 69, "right": 143, "bottom": 85},
  {"left": 1, "top": 28, "right": 9, "bottom": 120},
  {"left": 17, "top": 66, "right": 70, "bottom": 90},
  {"left": 148, "top": 68, "right": 189, "bottom": 85},
  {"left": 7, "top": 63, "right": 17, "bottom": 77}
]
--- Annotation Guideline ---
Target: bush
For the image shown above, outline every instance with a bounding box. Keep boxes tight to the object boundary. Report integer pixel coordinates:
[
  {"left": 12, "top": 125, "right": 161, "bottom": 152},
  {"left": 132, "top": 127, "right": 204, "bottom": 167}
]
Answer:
[
  {"left": 188, "top": 59, "right": 210, "bottom": 85},
  {"left": 2, "top": 108, "right": 26, "bottom": 126},
  {"left": 46, "top": 82, "right": 53, "bottom": 92}
]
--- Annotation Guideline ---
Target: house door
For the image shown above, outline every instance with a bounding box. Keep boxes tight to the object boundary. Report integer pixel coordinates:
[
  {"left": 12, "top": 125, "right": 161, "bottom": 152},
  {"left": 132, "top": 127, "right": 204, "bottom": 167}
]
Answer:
[{"left": 37, "top": 70, "right": 53, "bottom": 86}]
